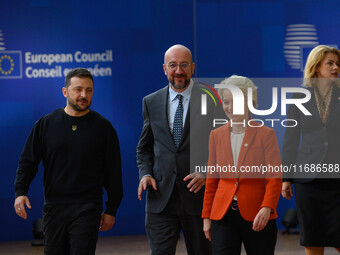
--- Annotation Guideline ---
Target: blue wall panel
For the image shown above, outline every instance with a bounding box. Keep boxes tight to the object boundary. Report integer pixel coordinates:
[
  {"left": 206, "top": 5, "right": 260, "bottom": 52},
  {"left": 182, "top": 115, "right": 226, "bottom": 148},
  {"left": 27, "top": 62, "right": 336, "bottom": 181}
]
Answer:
[{"left": 0, "top": 0, "right": 338, "bottom": 242}]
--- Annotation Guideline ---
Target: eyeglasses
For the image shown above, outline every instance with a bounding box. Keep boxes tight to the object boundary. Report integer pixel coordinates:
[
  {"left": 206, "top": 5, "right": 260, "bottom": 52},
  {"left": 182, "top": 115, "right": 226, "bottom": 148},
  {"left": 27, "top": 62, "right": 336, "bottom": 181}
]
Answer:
[{"left": 167, "top": 63, "right": 191, "bottom": 71}]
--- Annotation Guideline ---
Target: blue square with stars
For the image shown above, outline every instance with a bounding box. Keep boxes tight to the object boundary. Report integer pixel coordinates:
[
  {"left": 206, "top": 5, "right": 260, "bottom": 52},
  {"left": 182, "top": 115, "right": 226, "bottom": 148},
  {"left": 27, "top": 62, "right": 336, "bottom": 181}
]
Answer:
[{"left": 0, "top": 51, "right": 22, "bottom": 79}]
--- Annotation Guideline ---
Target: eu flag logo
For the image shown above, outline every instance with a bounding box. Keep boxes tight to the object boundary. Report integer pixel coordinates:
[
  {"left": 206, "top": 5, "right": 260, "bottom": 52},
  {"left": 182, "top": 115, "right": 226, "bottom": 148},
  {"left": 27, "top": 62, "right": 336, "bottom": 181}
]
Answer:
[{"left": 0, "top": 51, "right": 22, "bottom": 79}]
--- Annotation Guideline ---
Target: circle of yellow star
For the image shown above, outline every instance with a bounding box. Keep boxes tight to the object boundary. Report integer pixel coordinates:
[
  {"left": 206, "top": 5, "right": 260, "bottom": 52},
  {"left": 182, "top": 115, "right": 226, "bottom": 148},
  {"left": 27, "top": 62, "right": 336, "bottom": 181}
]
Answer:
[{"left": 0, "top": 55, "right": 15, "bottom": 75}]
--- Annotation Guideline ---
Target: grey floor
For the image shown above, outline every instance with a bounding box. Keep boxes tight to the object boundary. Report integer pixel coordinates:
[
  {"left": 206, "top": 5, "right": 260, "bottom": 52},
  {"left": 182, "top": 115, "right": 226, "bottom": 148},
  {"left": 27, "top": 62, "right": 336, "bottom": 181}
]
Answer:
[{"left": 0, "top": 232, "right": 339, "bottom": 255}]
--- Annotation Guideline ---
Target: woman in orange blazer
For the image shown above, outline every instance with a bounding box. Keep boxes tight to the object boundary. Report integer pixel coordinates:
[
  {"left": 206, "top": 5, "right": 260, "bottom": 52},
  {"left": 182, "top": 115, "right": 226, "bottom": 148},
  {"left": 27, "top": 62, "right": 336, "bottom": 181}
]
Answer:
[{"left": 202, "top": 75, "right": 282, "bottom": 255}]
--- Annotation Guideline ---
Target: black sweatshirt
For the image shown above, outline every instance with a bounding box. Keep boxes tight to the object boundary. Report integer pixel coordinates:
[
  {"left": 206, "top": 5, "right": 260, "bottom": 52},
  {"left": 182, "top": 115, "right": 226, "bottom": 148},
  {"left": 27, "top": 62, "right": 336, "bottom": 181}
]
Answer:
[{"left": 14, "top": 108, "right": 123, "bottom": 216}]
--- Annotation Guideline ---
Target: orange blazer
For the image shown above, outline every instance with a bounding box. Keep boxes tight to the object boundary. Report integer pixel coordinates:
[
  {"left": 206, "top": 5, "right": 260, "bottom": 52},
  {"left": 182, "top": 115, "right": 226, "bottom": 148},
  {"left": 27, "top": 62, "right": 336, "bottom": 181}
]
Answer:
[{"left": 202, "top": 122, "right": 282, "bottom": 222}]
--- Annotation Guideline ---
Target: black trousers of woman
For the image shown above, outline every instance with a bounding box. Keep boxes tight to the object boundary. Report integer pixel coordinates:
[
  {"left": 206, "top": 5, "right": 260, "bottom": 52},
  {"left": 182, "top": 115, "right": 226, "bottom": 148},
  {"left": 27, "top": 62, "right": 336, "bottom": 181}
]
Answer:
[{"left": 211, "top": 207, "right": 277, "bottom": 255}]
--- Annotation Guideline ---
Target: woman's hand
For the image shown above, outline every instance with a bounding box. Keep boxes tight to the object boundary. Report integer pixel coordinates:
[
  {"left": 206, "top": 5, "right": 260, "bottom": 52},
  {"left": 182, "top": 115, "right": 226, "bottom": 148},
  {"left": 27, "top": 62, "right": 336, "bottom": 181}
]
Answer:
[
  {"left": 253, "top": 207, "right": 271, "bottom": 232},
  {"left": 281, "top": 181, "right": 294, "bottom": 200},
  {"left": 203, "top": 218, "right": 212, "bottom": 241}
]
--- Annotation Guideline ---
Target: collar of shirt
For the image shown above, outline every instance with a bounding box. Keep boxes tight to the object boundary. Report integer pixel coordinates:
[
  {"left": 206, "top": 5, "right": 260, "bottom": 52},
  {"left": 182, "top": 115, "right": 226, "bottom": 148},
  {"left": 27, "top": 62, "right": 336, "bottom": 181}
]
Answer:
[
  {"left": 167, "top": 79, "right": 193, "bottom": 131},
  {"left": 168, "top": 79, "right": 194, "bottom": 102}
]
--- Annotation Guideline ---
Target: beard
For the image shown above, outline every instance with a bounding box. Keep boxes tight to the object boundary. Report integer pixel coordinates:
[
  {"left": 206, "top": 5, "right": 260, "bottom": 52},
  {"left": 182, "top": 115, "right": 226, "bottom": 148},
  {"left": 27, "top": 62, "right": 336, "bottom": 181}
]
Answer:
[
  {"left": 68, "top": 97, "right": 91, "bottom": 112},
  {"left": 169, "top": 74, "right": 191, "bottom": 90}
]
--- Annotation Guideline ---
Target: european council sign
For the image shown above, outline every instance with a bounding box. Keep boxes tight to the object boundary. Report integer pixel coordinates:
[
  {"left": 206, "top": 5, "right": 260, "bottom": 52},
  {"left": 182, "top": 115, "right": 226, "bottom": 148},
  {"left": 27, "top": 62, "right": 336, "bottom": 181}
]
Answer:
[{"left": 0, "top": 51, "right": 22, "bottom": 79}]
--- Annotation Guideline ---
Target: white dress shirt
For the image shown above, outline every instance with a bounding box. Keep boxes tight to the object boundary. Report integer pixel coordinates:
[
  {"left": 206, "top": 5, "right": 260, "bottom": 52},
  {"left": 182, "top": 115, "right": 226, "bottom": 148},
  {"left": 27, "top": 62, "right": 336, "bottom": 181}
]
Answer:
[{"left": 168, "top": 79, "right": 193, "bottom": 132}]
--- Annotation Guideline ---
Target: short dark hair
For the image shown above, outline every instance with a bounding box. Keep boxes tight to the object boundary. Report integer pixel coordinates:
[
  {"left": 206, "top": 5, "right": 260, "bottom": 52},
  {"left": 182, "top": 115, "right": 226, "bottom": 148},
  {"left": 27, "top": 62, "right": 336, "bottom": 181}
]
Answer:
[{"left": 65, "top": 68, "right": 94, "bottom": 88}]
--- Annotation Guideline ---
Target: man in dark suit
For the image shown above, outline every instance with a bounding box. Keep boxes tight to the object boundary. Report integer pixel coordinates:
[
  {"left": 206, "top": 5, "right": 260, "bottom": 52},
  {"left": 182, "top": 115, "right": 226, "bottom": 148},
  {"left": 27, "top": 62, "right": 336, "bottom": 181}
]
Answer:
[{"left": 137, "top": 44, "right": 223, "bottom": 254}]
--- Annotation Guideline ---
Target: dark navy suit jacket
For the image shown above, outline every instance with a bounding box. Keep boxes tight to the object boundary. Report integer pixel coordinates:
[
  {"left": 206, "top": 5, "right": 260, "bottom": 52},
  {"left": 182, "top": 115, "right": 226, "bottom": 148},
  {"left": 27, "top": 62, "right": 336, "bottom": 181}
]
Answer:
[
  {"left": 137, "top": 82, "right": 225, "bottom": 215},
  {"left": 282, "top": 85, "right": 340, "bottom": 182}
]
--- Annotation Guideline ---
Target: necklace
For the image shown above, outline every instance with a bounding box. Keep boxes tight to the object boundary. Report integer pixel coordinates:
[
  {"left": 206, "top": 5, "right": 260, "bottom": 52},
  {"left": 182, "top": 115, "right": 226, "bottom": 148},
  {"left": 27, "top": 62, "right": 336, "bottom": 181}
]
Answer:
[
  {"left": 315, "top": 85, "right": 332, "bottom": 107},
  {"left": 314, "top": 85, "right": 333, "bottom": 124}
]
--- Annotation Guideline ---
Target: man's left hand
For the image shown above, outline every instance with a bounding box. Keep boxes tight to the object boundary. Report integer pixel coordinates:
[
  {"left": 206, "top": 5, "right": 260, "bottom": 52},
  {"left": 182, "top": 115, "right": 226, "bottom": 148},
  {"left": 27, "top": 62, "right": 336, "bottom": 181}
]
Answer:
[
  {"left": 99, "top": 213, "right": 115, "bottom": 231},
  {"left": 183, "top": 172, "right": 205, "bottom": 193}
]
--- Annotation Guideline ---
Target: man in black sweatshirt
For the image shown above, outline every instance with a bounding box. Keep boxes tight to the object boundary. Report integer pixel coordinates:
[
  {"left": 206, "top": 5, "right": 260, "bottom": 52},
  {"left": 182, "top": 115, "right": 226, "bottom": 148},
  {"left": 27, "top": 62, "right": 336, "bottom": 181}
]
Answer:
[{"left": 14, "top": 68, "right": 123, "bottom": 254}]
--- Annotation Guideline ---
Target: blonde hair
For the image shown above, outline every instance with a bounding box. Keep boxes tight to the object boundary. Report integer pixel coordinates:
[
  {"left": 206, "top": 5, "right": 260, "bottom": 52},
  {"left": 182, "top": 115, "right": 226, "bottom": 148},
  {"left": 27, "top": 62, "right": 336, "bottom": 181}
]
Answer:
[
  {"left": 218, "top": 75, "right": 258, "bottom": 118},
  {"left": 304, "top": 45, "right": 340, "bottom": 87}
]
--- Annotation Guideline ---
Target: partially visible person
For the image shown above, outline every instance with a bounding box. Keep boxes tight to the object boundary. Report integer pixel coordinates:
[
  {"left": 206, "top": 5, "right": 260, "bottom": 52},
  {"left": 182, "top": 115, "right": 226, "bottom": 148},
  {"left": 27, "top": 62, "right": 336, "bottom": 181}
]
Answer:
[
  {"left": 282, "top": 45, "right": 340, "bottom": 255},
  {"left": 202, "top": 75, "right": 282, "bottom": 255},
  {"left": 14, "top": 68, "right": 123, "bottom": 255}
]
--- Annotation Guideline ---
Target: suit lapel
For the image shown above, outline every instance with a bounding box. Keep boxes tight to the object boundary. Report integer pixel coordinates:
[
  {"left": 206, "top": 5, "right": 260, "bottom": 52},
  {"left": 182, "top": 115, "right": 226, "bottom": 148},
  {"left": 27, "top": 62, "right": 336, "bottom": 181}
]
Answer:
[
  {"left": 326, "top": 85, "right": 340, "bottom": 126},
  {"left": 215, "top": 123, "right": 237, "bottom": 179},
  {"left": 181, "top": 105, "right": 190, "bottom": 143},
  {"left": 181, "top": 83, "right": 200, "bottom": 143},
  {"left": 223, "top": 123, "right": 234, "bottom": 166},
  {"left": 308, "top": 87, "right": 324, "bottom": 124},
  {"left": 159, "top": 85, "right": 177, "bottom": 151},
  {"left": 177, "top": 83, "right": 199, "bottom": 150},
  {"left": 237, "top": 124, "right": 257, "bottom": 174},
  {"left": 189, "top": 84, "right": 201, "bottom": 125},
  {"left": 309, "top": 85, "right": 340, "bottom": 126}
]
